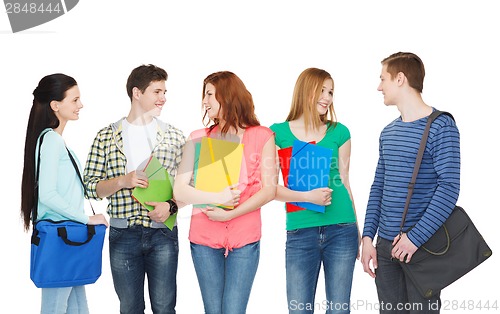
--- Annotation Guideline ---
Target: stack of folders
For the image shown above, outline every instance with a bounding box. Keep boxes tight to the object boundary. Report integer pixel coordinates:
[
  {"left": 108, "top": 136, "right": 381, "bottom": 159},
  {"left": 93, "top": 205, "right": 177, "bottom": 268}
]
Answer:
[
  {"left": 278, "top": 140, "right": 333, "bottom": 213},
  {"left": 193, "top": 137, "right": 244, "bottom": 210},
  {"left": 132, "top": 155, "right": 176, "bottom": 230}
]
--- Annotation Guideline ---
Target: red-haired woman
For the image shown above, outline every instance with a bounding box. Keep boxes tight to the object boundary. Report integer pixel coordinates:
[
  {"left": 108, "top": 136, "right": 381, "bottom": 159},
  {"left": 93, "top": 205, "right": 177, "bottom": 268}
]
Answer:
[{"left": 174, "top": 71, "right": 277, "bottom": 314}]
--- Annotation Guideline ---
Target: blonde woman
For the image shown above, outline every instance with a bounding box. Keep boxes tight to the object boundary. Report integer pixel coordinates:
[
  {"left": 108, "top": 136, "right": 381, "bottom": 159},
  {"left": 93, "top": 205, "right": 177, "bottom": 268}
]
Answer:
[{"left": 270, "top": 68, "right": 359, "bottom": 314}]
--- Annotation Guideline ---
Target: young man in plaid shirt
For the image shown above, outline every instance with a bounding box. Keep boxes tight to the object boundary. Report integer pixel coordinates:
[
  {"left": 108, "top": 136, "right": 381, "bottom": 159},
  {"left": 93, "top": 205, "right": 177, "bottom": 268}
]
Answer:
[{"left": 84, "top": 64, "right": 185, "bottom": 314}]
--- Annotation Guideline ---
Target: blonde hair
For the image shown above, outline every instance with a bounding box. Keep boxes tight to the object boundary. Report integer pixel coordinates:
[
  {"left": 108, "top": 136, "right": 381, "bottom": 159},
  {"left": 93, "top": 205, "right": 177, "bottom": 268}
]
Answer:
[{"left": 286, "top": 68, "right": 336, "bottom": 132}]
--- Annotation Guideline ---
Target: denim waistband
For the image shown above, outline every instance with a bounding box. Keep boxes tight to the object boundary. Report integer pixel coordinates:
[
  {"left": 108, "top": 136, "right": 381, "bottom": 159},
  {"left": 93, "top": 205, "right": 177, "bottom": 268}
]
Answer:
[{"left": 110, "top": 218, "right": 167, "bottom": 229}]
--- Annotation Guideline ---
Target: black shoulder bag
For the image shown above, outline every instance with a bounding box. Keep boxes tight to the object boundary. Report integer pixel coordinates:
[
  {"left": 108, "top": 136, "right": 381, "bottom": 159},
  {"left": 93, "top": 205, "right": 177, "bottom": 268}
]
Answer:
[{"left": 398, "top": 110, "right": 492, "bottom": 299}]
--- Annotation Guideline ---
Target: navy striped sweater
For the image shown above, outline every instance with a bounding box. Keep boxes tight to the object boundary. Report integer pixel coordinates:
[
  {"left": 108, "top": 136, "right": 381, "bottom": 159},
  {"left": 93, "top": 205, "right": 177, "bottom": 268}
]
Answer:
[{"left": 362, "top": 111, "right": 460, "bottom": 247}]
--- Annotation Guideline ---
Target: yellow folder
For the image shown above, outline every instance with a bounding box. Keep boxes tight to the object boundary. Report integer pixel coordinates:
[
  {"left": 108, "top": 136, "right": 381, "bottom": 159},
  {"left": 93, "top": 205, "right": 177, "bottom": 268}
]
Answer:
[
  {"left": 195, "top": 137, "right": 244, "bottom": 209},
  {"left": 132, "top": 155, "right": 176, "bottom": 230}
]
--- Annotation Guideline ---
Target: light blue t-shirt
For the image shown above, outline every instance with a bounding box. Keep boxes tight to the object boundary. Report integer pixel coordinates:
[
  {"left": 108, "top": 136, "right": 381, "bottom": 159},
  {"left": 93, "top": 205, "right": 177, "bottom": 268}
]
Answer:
[{"left": 36, "top": 129, "right": 88, "bottom": 223}]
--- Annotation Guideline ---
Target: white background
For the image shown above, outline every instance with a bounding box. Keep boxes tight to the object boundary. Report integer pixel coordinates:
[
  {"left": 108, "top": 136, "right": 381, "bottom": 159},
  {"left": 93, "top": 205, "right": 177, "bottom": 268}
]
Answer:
[{"left": 1, "top": 1, "right": 499, "bottom": 313}]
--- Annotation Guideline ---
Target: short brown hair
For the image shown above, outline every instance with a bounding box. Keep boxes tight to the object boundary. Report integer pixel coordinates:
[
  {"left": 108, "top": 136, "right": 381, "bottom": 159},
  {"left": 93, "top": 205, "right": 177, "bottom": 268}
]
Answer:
[
  {"left": 126, "top": 64, "right": 168, "bottom": 101},
  {"left": 382, "top": 52, "right": 425, "bottom": 93}
]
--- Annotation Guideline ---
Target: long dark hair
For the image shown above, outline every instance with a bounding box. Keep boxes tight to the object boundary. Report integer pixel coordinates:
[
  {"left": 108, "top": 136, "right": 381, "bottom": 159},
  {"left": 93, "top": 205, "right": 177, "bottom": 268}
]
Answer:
[{"left": 21, "top": 74, "right": 77, "bottom": 231}]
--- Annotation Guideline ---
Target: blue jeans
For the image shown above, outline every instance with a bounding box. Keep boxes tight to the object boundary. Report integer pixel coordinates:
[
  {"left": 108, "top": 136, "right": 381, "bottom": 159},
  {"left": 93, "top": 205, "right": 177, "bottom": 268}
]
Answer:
[
  {"left": 190, "top": 241, "right": 260, "bottom": 314},
  {"left": 109, "top": 225, "right": 179, "bottom": 314},
  {"left": 286, "top": 223, "right": 358, "bottom": 314},
  {"left": 41, "top": 286, "right": 89, "bottom": 314},
  {"left": 375, "top": 237, "right": 441, "bottom": 314}
]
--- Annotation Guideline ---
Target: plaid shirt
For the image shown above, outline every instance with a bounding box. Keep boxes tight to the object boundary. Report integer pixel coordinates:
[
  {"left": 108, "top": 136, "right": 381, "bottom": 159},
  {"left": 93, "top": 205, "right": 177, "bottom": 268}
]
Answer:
[{"left": 83, "top": 117, "right": 186, "bottom": 227}]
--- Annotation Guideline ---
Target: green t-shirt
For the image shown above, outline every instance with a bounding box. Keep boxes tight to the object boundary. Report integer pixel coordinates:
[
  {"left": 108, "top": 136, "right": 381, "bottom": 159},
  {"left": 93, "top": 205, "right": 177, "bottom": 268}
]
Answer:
[{"left": 270, "top": 121, "right": 356, "bottom": 230}]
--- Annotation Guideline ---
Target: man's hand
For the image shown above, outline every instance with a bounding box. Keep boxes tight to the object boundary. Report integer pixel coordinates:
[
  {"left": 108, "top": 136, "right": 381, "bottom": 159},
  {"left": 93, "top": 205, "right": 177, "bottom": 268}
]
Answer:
[
  {"left": 361, "top": 236, "right": 378, "bottom": 278},
  {"left": 146, "top": 201, "right": 171, "bottom": 223},
  {"left": 391, "top": 233, "right": 418, "bottom": 263},
  {"left": 120, "top": 170, "right": 148, "bottom": 189}
]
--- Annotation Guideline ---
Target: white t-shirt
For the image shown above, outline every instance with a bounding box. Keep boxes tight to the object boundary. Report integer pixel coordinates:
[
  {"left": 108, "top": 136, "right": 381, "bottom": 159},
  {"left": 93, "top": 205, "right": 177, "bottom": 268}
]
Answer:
[{"left": 122, "top": 118, "right": 158, "bottom": 173}]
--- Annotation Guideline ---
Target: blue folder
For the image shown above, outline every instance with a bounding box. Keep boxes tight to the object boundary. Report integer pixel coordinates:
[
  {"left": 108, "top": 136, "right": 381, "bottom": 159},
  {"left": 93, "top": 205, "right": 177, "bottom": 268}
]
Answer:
[{"left": 288, "top": 140, "right": 333, "bottom": 213}]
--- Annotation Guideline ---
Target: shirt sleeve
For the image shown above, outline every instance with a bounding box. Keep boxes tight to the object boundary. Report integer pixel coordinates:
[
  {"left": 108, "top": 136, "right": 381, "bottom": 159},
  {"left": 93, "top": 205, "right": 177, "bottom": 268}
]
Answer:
[
  {"left": 38, "top": 132, "right": 88, "bottom": 223},
  {"left": 269, "top": 123, "right": 284, "bottom": 148},
  {"left": 362, "top": 135, "right": 384, "bottom": 240},
  {"left": 83, "top": 129, "right": 108, "bottom": 200},
  {"left": 170, "top": 127, "right": 187, "bottom": 178},
  {"left": 407, "top": 120, "right": 460, "bottom": 247},
  {"left": 336, "top": 123, "right": 351, "bottom": 147}
]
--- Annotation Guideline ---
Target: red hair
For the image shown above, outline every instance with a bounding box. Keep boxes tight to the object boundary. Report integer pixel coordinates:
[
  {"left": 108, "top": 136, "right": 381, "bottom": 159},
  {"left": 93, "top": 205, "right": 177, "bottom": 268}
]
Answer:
[{"left": 202, "top": 71, "right": 260, "bottom": 134}]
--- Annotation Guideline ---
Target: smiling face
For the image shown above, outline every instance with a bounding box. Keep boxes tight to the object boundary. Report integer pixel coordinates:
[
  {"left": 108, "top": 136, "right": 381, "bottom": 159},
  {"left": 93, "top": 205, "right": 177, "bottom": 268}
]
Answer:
[
  {"left": 53, "top": 85, "right": 82, "bottom": 123},
  {"left": 136, "top": 80, "right": 166, "bottom": 117},
  {"left": 317, "top": 78, "right": 333, "bottom": 115},
  {"left": 202, "top": 83, "right": 221, "bottom": 120},
  {"left": 377, "top": 64, "right": 399, "bottom": 106}
]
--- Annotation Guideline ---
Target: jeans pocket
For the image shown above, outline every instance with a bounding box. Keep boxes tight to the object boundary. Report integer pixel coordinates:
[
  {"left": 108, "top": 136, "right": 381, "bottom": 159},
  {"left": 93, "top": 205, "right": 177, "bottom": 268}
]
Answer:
[
  {"left": 159, "top": 226, "right": 178, "bottom": 241},
  {"left": 108, "top": 226, "right": 123, "bottom": 243},
  {"left": 337, "top": 222, "right": 357, "bottom": 227},
  {"left": 286, "top": 229, "right": 300, "bottom": 235}
]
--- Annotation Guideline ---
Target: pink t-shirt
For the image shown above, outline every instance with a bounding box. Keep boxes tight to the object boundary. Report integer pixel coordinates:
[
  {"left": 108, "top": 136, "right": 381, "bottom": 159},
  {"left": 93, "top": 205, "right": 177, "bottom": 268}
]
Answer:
[{"left": 188, "top": 125, "right": 274, "bottom": 255}]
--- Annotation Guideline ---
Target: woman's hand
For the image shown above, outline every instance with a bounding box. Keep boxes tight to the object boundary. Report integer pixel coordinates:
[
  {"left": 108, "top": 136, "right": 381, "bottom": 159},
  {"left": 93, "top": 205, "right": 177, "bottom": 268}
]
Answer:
[
  {"left": 201, "top": 206, "right": 234, "bottom": 222},
  {"left": 305, "top": 187, "right": 332, "bottom": 205},
  {"left": 88, "top": 214, "right": 109, "bottom": 227},
  {"left": 218, "top": 184, "right": 241, "bottom": 207}
]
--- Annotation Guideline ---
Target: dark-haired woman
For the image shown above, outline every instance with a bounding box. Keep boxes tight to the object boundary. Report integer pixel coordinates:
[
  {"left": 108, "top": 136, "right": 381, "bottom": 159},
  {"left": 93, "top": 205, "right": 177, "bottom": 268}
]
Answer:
[{"left": 21, "top": 74, "right": 108, "bottom": 314}]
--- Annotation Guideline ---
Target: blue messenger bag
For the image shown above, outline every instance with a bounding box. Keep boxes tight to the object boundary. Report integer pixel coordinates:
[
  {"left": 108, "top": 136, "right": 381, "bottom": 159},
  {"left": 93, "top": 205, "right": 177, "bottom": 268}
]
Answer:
[{"left": 30, "top": 131, "right": 107, "bottom": 288}]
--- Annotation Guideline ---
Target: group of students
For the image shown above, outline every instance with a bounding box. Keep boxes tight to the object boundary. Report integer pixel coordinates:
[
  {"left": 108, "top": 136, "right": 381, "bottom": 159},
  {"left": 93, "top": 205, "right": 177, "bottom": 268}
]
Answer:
[{"left": 20, "top": 51, "right": 460, "bottom": 314}]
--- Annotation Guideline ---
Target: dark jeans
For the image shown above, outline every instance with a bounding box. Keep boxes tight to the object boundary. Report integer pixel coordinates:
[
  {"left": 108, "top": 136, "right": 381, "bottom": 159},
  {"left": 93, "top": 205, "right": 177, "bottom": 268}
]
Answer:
[
  {"left": 375, "top": 237, "right": 441, "bottom": 314},
  {"left": 109, "top": 225, "right": 178, "bottom": 314}
]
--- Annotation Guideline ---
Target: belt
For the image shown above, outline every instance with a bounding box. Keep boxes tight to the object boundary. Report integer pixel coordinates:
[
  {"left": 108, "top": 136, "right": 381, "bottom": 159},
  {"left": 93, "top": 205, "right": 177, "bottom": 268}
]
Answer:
[{"left": 110, "top": 218, "right": 169, "bottom": 229}]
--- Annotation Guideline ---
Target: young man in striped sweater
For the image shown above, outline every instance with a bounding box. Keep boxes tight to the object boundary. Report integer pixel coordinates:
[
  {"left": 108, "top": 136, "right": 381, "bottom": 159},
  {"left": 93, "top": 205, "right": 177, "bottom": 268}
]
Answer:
[{"left": 361, "top": 52, "right": 460, "bottom": 313}]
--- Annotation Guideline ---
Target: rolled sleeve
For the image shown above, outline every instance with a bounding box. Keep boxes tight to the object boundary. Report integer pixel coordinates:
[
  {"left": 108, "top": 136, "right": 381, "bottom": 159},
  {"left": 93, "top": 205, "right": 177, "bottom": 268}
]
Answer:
[{"left": 83, "top": 130, "right": 109, "bottom": 200}]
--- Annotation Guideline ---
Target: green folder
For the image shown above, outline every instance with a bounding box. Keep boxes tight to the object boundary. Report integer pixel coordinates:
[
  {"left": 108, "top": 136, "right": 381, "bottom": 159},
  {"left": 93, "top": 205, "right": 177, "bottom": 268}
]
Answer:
[{"left": 132, "top": 155, "right": 176, "bottom": 230}]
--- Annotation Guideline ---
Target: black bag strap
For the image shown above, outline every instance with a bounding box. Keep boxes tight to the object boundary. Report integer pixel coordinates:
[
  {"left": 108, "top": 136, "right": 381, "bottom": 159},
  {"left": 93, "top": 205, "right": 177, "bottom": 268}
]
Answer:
[
  {"left": 57, "top": 224, "right": 97, "bottom": 246},
  {"left": 399, "top": 110, "right": 455, "bottom": 232},
  {"left": 65, "top": 147, "right": 95, "bottom": 215},
  {"left": 32, "top": 130, "right": 95, "bottom": 224},
  {"left": 32, "top": 130, "right": 49, "bottom": 224}
]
